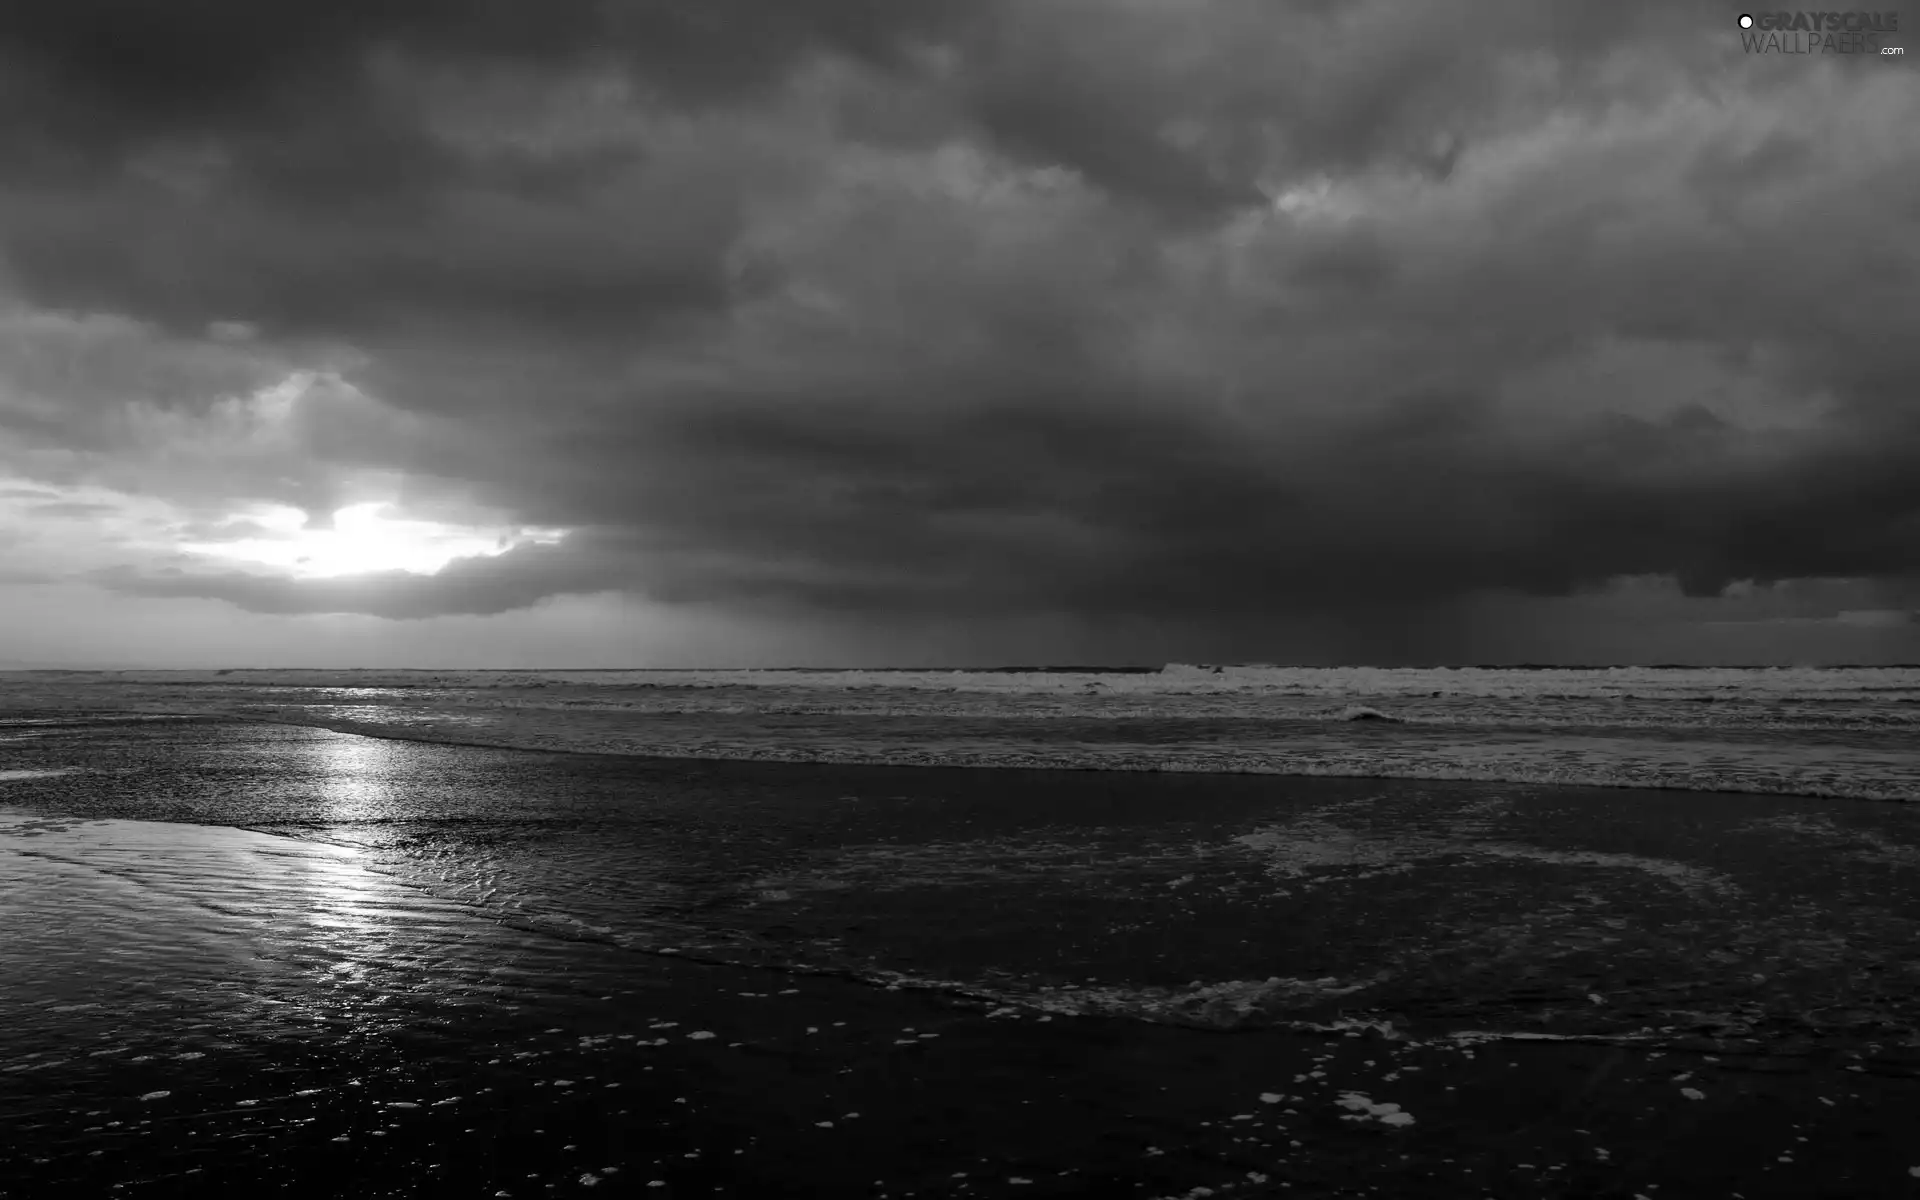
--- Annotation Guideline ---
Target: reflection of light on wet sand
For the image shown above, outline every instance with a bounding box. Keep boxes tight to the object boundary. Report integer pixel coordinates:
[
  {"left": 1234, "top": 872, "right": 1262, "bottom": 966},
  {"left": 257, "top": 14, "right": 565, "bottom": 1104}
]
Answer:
[
  {"left": 2, "top": 812, "right": 305, "bottom": 1057},
  {"left": 294, "top": 732, "right": 404, "bottom": 973},
  {"left": 0, "top": 810, "right": 595, "bottom": 1065},
  {"left": 291, "top": 842, "right": 389, "bottom": 988}
]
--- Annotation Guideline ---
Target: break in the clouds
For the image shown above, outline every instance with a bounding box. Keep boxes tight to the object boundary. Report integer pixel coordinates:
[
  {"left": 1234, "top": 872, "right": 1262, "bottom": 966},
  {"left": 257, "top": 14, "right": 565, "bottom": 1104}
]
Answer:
[{"left": 0, "top": 0, "right": 1916, "bottom": 666}]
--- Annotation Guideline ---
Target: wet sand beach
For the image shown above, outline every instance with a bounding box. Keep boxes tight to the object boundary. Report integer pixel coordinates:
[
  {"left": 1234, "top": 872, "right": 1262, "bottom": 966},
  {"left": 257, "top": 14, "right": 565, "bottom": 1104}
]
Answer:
[{"left": 5, "top": 717, "right": 1920, "bottom": 1197}]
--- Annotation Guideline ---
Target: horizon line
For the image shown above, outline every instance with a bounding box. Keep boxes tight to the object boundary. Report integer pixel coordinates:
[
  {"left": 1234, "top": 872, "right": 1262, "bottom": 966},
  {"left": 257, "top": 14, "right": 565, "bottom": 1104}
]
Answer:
[{"left": 6, "top": 663, "right": 1920, "bottom": 673}]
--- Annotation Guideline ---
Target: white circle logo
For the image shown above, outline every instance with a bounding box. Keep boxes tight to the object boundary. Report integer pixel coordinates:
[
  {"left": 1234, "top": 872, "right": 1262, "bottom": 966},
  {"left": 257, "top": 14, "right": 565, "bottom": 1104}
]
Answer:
[{"left": 1738, "top": 13, "right": 1754, "bottom": 27}]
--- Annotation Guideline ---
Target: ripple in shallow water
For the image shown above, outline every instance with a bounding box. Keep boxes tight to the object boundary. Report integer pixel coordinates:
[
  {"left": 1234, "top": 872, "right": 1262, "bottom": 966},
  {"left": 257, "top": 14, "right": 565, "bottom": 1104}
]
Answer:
[{"left": 0, "top": 811, "right": 634, "bottom": 1102}]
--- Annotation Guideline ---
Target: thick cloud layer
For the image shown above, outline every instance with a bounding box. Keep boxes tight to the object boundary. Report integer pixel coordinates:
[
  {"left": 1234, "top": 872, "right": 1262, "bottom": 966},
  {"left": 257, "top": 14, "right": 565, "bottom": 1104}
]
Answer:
[{"left": 0, "top": 0, "right": 1915, "bottom": 663}]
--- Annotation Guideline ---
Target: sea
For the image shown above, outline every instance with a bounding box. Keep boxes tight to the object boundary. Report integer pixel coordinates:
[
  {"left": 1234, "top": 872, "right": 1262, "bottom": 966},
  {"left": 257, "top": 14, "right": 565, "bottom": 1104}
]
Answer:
[
  {"left": 5, "top": 664, "right": 1918, "bottom": 1037},
  {"left": 8, "top": 663, "right": 1917, "bottom": 799},
  {"left": 8, "top": 665, "right": 1920, "bottom": 1192}
]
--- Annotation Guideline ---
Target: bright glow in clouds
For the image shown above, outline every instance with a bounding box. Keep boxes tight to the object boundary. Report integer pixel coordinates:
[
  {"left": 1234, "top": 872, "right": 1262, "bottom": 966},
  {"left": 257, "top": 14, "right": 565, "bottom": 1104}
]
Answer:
[
  {"left": 1266, "top": 175, "right": 1351, "bottom": 218},
  {"left": 183, "top": 503, "right": 565, "bottom": 578}
]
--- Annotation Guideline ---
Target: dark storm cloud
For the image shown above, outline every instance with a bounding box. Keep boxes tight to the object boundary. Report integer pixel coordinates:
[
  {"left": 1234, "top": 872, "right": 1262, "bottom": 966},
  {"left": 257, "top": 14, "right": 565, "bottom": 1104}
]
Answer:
[
  {"left": 0, "top": 0, "right": 991, "bottom": 351},
  {"left": 0, "top": 0, "right": 980, "bottom": 141},
  {"left": 5, "top": 0, "right": 1920, "bottom": 633},
  {"left": 0, "top": 0, "right": 1696, "bottom": 344},
  {"left": 576, "top": 391, "right": 1920, "bottom": 617}
]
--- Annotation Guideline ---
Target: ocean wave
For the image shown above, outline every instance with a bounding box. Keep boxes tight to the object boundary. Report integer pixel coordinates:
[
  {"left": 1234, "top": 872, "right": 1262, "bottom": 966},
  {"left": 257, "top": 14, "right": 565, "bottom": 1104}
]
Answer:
[
  {"left": 11, "top": 669, "right": 1920, "bottom": 737},
  {"left": 1336, "top": 705, "right": 1404, "bottom": 722},
  {"left": 184, "top": 706, "right": 1919, "bottom": 803},
  {"left": 6, "top": 667, "right": 1918, "bottom": 802}
]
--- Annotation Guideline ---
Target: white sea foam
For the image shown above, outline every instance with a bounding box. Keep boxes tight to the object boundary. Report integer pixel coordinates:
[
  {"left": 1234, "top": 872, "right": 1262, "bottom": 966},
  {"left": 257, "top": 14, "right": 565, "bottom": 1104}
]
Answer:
[
  {"left": 1229, "top": 820, "right": 1737, "bottom": 895},
  {"left": 1334, "top": 1091, "right": 1415, "bottom": 1126}
]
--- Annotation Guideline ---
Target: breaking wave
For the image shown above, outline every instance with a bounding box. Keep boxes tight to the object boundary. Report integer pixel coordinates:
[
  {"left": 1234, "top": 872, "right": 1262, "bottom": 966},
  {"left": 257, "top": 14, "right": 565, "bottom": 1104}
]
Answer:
[{"left": 1336, "top": 705, "right": 1404, "bottom": 722}]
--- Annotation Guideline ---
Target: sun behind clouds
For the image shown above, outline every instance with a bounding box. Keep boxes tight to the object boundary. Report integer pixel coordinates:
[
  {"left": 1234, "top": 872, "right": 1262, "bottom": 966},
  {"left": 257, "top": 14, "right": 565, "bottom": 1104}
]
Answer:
[{"left": 182, "top": 502, "right": 561, "bottom": 578}]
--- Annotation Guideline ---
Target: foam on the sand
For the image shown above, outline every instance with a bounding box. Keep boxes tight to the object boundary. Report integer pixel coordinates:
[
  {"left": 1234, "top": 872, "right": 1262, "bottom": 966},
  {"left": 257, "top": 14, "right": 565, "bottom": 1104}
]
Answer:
[
  {"left": 791, "top": 968, "right": 1390, "bottom": 1030},
  {"left": 1030, "top": 976, "right": 1387, "bottom": 1026},
  {"left": 1334, "top": 1091, "right": 1415, "bottom": 1126},
  {"left": 1230, "top": 821, "right": 1738, "bottom": 896},
  {"left": 1736, "top": 813, "right": 1920, "bottom": 868}
]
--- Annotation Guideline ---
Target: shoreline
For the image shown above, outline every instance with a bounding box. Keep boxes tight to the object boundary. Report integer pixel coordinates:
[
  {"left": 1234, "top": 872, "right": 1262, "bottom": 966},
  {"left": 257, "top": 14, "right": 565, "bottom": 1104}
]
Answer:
[{"left": 8, "top": 706, "right": 1918, "bottom": 805}]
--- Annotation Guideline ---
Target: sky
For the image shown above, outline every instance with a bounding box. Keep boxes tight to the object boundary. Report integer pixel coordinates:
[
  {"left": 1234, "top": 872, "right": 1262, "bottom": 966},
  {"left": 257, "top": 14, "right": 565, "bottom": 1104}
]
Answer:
[{"left": 0, "top": 0, "right": 1916, "bottom": 668}]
